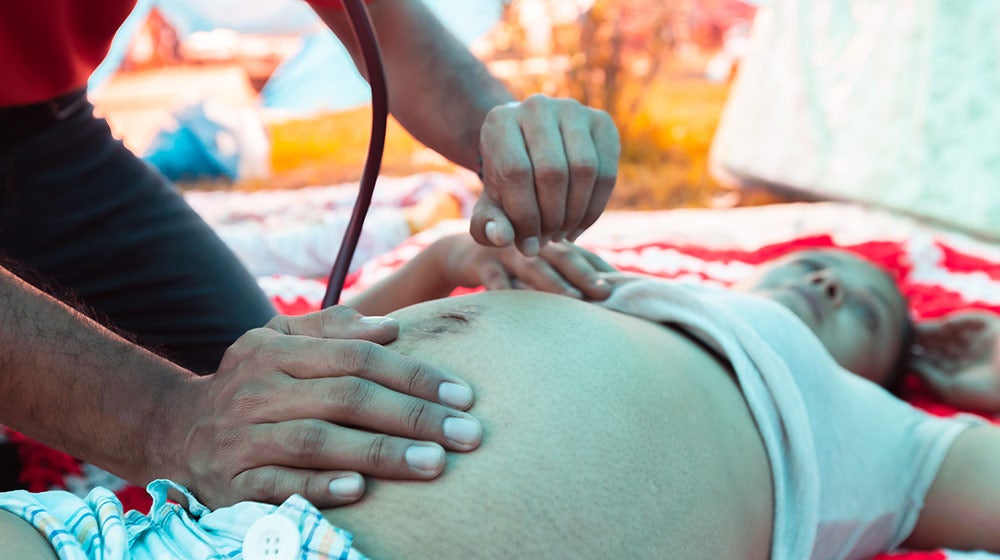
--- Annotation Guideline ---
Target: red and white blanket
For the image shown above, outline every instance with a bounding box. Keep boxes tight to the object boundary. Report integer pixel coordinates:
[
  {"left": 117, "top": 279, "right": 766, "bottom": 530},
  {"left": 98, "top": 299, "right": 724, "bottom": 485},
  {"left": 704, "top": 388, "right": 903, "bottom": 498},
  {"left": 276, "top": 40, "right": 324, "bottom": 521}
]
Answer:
[
  {"left": 266, "top": 200, "right": 1000, "bottom": 560},
  {"left": 6, "top": 174, "right": 999, "bottom": 559}
]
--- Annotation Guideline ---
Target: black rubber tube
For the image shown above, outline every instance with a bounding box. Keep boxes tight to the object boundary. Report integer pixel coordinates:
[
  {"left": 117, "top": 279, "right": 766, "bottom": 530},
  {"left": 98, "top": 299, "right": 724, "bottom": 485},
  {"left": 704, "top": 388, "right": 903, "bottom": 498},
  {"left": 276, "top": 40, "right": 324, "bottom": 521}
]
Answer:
[{"left": 321, "top": 0, "right": 388, "bottom": 308}]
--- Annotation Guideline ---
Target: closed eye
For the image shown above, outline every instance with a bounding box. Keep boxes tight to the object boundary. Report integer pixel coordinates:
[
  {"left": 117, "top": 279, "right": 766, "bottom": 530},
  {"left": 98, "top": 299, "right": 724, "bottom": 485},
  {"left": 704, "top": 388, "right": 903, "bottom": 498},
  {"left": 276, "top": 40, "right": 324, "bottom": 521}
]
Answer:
[{"left": 850, "top": 297, "right": 881, "bottom": 332}]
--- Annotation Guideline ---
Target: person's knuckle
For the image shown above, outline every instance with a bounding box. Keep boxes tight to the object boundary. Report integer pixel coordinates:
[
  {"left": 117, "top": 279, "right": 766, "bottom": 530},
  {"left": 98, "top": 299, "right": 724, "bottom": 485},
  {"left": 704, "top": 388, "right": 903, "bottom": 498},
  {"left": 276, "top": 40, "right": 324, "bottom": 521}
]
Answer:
[
  {"left": 288, "top": 422, "right": 327, "bottom": 461},
  {"left": 242, "top": 326, "right": 268, "bottom": 339},
  {"left": 228, "top": 328, "right": 269, "bottom": 357},
  {"left": 535, "top": 163, "right": 568, "bottom": 188},
  {"left": 479, "top": 119, "right": 502, "bottom": 144},
  {"left": 364, "top": 435, "right": 392, "bottom": 471},
  {"left": 495, "top": 161, "right": 531, "bottom": 187},
  {"left": 403, "top": 400, "right": 433, "bottom": 434},
  {"left": 332, "top": 377, "right": 374, "bottom": 416},
  {"left": 229, "top": 383, "right": 268, "bottom": 416},
  {"left": 522, "top": 93, "right": 545, "bottom": 107},
  {"left": 403, "top": 361, "right": 429, "bottom": 395},
  {"left": 570, "top": 155, "right": 600, "bottom": 183},
  {"left": 322, "top": 305, "right": 355, "bottom": 328},
  {"left": 217, "top": 426, "right": 247, "bottom": 457},
  {"left": 262, "top": 315, "right": 288, "bottom": 332},
  {"left": 502, "top": 201, "right": 537, "bottom": 228},
  {"left": 233, "top": 335, "right": 280, "bottom": 374},
  {"left": 188, "top": 425, "right": 245, "bottom": 485},
  {"left": 339, "top": 340, "right": 380, "bottom": 374},
  {"left": 248, "top": 469, "right": 281, "bottom": 502}
]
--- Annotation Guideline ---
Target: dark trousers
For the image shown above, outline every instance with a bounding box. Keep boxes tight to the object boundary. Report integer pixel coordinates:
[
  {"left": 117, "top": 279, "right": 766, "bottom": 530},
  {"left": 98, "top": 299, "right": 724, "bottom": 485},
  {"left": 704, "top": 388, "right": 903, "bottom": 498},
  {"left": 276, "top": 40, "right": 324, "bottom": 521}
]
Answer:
[{"left": 0, "top": 89, "right": 277, "bottom": 376}]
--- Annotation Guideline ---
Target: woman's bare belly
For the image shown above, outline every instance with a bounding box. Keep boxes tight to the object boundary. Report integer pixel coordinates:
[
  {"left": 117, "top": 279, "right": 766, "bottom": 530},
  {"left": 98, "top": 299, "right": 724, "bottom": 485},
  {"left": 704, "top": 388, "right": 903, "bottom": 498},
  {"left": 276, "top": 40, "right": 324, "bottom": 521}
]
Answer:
[{"left": 325, "top": 290, "right": 774, "bottom": 559}]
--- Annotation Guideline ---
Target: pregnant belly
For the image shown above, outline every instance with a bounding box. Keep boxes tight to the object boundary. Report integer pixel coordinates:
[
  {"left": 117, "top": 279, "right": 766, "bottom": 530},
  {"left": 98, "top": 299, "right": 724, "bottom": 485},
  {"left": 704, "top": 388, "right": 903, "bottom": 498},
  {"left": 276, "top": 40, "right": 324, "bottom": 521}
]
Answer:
[{"left": 325, "top": 290, "right": 774, "bottom": 559}]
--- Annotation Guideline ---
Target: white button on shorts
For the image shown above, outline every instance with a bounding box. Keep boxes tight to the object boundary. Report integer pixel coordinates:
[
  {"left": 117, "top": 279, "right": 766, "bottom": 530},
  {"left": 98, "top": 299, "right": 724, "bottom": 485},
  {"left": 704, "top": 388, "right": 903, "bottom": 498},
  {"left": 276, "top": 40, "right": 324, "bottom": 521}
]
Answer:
[{"left": 242, "top": 513, "right": 301, "bottom": 560}]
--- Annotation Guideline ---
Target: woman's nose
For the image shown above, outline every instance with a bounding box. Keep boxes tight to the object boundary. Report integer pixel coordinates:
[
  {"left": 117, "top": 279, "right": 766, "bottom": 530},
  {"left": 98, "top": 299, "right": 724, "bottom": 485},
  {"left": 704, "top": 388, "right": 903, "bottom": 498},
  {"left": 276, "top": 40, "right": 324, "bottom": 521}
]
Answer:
[{"left": 808, "top": 270, "right": 844, "bottom": 306}]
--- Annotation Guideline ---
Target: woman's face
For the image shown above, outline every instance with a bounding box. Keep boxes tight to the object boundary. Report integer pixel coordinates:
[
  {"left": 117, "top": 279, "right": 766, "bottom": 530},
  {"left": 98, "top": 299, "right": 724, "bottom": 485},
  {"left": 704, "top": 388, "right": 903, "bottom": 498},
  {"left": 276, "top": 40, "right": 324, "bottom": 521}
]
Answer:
[{"left": 740, "top": 250, "right": 908, "bottom": 385}]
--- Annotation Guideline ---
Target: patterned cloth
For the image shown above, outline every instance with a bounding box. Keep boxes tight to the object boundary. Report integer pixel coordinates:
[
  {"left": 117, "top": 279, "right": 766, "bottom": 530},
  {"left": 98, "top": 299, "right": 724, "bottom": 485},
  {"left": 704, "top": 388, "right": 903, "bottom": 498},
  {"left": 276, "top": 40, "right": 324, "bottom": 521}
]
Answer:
[{"left": 0, "top": 480, "right": 368, "bottom": 560}]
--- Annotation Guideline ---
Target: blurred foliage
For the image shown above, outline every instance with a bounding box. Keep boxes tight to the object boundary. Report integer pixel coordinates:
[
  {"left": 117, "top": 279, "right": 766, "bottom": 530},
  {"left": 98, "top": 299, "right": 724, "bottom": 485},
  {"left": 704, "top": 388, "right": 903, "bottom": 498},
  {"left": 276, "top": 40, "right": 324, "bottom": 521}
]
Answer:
[
  {"left": 213, "top": 0, "right": 789, "bottom": 209},
  {"left": 266, "top": 109, "right": 452, "bottom": 186},
  {"left": 482, "top": 0, "right": 749, "bottom": 209}
]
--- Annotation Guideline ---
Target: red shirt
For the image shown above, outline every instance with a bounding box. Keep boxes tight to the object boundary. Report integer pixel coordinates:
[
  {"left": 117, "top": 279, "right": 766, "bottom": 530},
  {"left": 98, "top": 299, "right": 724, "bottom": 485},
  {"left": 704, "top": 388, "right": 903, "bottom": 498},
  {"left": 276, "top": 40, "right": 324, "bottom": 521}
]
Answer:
[{"left": 0, "top": 0, "right": 364, "bottom": 107}]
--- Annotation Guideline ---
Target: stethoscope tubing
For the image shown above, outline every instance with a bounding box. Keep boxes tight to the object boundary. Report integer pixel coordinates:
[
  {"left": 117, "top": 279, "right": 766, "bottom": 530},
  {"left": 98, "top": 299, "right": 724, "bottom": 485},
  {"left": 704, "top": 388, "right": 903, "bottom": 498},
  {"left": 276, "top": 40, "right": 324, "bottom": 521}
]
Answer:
[{"left": 321, "top": 0, "right": 388, "bottom": 308}]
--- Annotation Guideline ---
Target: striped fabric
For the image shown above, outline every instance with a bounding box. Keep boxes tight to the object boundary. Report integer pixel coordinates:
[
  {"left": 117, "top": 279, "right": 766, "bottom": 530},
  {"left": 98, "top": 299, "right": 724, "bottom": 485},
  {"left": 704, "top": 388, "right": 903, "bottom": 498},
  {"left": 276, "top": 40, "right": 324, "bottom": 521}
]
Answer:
[{"left": 0, "top": 480, "right": 368, "bottom": 560}]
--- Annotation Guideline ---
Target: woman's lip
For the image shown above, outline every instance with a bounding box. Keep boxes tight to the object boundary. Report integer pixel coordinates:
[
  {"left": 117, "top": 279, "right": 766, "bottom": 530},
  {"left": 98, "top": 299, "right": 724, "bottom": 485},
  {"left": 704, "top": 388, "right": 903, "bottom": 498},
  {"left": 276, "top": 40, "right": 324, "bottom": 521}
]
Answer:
[{"left": 790, "top": 285, "right": 823, "bottom": 323}]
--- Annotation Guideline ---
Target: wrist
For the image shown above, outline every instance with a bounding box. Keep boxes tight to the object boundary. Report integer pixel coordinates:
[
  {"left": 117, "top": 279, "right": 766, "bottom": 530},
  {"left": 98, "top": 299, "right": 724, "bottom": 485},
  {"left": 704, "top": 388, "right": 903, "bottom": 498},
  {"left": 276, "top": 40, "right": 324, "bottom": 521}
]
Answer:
[{"left": 143, "top": 367, "right": 203, "bottom": 485}]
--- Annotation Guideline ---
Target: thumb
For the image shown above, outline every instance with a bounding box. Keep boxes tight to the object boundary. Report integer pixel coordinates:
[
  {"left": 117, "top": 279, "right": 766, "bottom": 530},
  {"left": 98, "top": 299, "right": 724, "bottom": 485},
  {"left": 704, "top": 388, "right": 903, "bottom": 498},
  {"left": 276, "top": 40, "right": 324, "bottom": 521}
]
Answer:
[
  {"left": 265, "top": 305, "right": 399, "bottom": 344},
  {"left": 470, "top": 194, "right": 515, "bottom": 248}
]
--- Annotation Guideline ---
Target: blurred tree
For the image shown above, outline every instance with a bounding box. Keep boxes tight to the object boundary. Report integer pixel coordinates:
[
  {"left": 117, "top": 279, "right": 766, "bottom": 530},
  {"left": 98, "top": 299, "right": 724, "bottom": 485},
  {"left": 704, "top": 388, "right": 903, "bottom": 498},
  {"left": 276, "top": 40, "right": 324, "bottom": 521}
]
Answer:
[
  {"left": 489, "top": 0, "right": 690, "bottom": 134},
  {"left": 480, "top": 0, "right": 757, "bottom": 210}
]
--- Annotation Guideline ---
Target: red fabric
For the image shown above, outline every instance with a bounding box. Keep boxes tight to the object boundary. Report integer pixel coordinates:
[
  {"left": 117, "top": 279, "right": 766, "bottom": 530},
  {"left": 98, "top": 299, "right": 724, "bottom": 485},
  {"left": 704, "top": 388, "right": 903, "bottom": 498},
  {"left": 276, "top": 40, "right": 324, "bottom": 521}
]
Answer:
[
  {"left": 10, "top": 219, "right": 1000, "bottom": 560},
  {"left": 0, "top": 0, "right": 371, "bottom": 106},
  {"left": 273, "top": 231, "right": 1000, "bottom": 559},
  {"left": 876, "top": 553, "right": 948, "bottom": 560},
  {"left": 114, "top": 484, "right": 154, "bottom": 514},
  {"left": 5, "top": 429, "right": 82, "bottom": 492},
  {"left": 0, "top": 0, "right": 138, "bottom": 106},
  {"left": 937, "top": 243, "right": 1000, "bottom": 281}
]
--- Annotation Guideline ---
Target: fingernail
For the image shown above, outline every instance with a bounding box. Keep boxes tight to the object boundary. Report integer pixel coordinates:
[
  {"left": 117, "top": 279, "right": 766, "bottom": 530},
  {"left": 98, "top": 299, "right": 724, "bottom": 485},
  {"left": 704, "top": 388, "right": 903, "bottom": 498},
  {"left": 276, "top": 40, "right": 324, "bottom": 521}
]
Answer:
[
  {"left": 523, "top": 237, "right": 540, "bottom": 256},
  {"left": 439, "top": 382, "right": 473, "bottom": 409},
  {"left": 443, "top": 417, "right": 482, "bottom": 447},
  {"left": 486, "top": 221, "right": 503, "bottom": 246},
  {"left": 329, "top": 474, "right": 364, "bottom": 500},
  {"left": 568, "top": 229, "right": 585, "bottom": 242},
  {"left": 405, "top": 445, "right": 445, "bottom": 475},
  {"left": 360, "top": 316, "right": 395, "bottom": 327}
]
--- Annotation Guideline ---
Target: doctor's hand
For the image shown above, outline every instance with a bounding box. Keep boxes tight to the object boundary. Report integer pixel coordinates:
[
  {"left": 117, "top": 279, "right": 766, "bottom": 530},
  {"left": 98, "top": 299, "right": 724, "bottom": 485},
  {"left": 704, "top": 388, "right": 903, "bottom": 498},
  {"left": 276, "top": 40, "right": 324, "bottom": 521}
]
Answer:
[
  {"left": 912, "top": 310, "right": 1000, "bottom": 413},
  {"left": 435, "top": 234, "right": 615, "bottom": 301},
  {"left": 472, "top": 94, "right": 620, "bottom": 256},
  {"left": 169, "top": 306, "right": 480, "bottom": 509}
]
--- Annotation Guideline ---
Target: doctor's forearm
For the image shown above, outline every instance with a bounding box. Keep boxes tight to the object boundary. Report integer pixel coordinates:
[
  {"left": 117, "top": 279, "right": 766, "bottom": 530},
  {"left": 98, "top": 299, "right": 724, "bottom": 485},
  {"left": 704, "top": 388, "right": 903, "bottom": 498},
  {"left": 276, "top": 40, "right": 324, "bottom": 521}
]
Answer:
[
  {"left": 0, "top": 266, "right": 195, "bottom": 486},
  {"left": 318, "top": 0, "right": 514, "bottom": 170}
]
